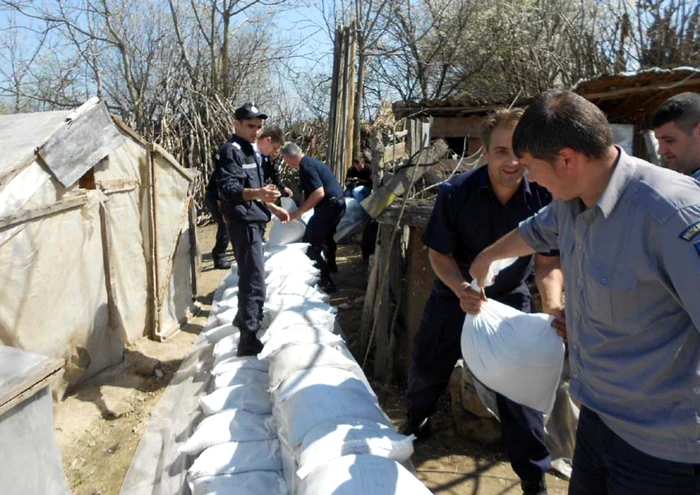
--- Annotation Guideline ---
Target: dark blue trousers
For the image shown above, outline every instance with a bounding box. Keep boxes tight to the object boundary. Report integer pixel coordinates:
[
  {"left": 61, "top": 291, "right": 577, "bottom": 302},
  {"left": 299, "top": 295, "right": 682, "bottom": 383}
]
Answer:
[
  {"left": 406, "top": 289, "right": 550, "bottom": 485},
  {"left": 302, "top": 200, "right": 345, "bottom": 276},
  {"left": 226, "top": 222, "right": 265, "bottom": 334},
  {"left": 205, "top": 194, "right": 230, "bottom": 264},
  {"left": 569, "top": 406, "right": 700, "bottom": 495}
]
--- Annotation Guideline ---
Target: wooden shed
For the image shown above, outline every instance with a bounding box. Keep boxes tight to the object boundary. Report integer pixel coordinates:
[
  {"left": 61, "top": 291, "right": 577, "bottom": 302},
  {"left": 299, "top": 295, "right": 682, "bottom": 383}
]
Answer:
[{"left": 0, "top": 98, "right": 200, "bottom": 392}]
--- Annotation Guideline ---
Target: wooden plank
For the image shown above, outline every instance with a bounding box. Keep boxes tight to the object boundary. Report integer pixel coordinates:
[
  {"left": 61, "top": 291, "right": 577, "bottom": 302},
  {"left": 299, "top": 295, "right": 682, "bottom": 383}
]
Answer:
[
  {"left": 37, "top": 100, "right": 126, "bottom": 188},
  {"left": 377, "top": 200, "right": 435, "bottom": 228},
  {"left": 146, "top": 148, "right": 159, "bottom": 340},
  {"left": 99, "top": 204, "right": 119, "bottom": 330},
  {"left": 357, "top": 236, "right": 380, "bottom": 356},
  {"left": 361, "top": 138, "right": 449, "bottom": 219},
  {"left": 0, "top": 193, "right": 89, "bottom": 230},
  {"left": 383, "top": 142, "right": 406, "bottom": 163},
  {"left": 97, "top": 179, "right": 138, "bottom": 195},
  {"left": 150, "top": 144, "right": 198, "bottom": 182},
  {"left": 188, "top": 197, "right": 201, "bottom": 298},
  {"left": 0, "top": 346, "right": 63, "bottom": 416},
  {"left": 579, "top": 77, "right": 700, "bottom": 101},
  {"left": 372, "top": 224, "right": 393, "bottom": 380},
  {"left": 430, "top": 115, "right": 484, "bottom": 138}
]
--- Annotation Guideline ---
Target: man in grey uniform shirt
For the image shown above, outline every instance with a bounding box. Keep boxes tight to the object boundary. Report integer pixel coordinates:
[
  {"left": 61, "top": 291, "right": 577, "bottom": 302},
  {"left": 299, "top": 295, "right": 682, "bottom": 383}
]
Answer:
[
  {"left": 468, "top": 90, "right": 700, "bottom": 494},
  {"left": 652, "top": 92, "right": 700, "bottom": 180}
]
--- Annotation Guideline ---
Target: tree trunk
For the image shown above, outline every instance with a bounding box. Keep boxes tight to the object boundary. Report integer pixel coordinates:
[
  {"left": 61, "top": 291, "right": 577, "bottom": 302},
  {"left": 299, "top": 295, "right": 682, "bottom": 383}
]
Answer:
[{"left": 353, "top": 33, "right": 366, "bottom": 158}]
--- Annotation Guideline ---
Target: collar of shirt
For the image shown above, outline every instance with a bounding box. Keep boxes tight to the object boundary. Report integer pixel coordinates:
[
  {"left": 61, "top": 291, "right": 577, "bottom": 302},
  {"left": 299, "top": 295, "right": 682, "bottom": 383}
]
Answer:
[{"left": 595, "top": 146, "right": 636, "bottom": 218}]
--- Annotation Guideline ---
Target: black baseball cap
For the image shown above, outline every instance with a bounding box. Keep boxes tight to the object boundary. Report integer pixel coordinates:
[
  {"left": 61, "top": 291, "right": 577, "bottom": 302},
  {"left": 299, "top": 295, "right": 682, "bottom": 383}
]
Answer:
[{"left": 234, "top": 102, "right": 268, "bottom": 120}]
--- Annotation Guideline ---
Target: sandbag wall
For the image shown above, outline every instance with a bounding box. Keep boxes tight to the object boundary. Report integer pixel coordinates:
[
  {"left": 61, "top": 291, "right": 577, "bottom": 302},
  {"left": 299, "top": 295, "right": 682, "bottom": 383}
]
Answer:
[{"left": 181, "top": 242, "right": 431, "bottom": 494}]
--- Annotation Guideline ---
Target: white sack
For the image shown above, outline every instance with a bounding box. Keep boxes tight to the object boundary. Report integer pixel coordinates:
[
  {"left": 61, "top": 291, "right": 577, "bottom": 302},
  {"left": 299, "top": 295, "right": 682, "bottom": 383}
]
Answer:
[
  {"left": 189, "top": 472, "right": 287, "bottom": 495},
  {"left": 265, "top": 295, "right": 333, "bottom": 321},
  {"left": 265, "top": 242, "right": 309, "bottom": 260},
  {"left": 267, "top": 283, "right": 328, "bottom": 303},
  {"left": 259, "top": 325, "right": 343, "bottom": 359},
  {"left": 264, "top": 250, "right": 315, "bottom": 274},
  {"left": 214, "top": 307, "right": 239, "bottom": 326},
  {"left": 297, "top": 419, "right": 415, "bottom": 479},
  {"left": 212, "top": 355, "right": 269, "bottom": 376},
  {"left": 298, "top": 455, "right": 432, "bottom": 495},
  {"left": 179, "top": 410, "right": 276, "bottom": 456},
  {"left": 213, "top": 333, "right": 239, "bottom": 358},
  {"left": 273, "top": 369, "right": 387, "bottom": 447},
  {"left": 214, "top": 367, "right": 269, "bottom": 390},
  {"left": 268, "top": 343, "right": 368, "bottom": 391},
  {"left": 334, "top": 197, "right": 368, "bottom": 242},
  {"left": 202, "top": 323, "right": 239, "bottom": 344},
  {"left": 200, "top": 384, "right": 273, "bottom": 416},
  {"left": 461, "top": 298, "right": 565, "bottom": 414},
  {"left": 265, "top": 272, "right": 320, "bottom": 292},
  {"left": 267, "top": 217, "right": 307, "bottom": 247},
  {"left": 187, "top": 440, "right": 282, "bottom": 480}
]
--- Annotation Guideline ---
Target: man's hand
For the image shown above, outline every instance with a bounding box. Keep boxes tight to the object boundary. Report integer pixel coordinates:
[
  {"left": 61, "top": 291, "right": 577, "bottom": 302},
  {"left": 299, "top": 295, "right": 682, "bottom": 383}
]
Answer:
[
  {"left": 288, "top": 210, "right": 302, "bottom": 221},
  {"left": 284, "top": 187, "right": 293, "bottom": 198},
  {"left": 469, "top": 251, "right": 493, "bottom": 289},
  {"left": 457, "top": 282, "right": 487, "bottom": 315},
  {"left": 270, "top": 205, "right": 290, "bottom": 223},
  {"left": 547, "top": 306, "right": 567, "bottom": 341},
  {"left": 258, "top": 185, "right": 281, "bottom": 202}
]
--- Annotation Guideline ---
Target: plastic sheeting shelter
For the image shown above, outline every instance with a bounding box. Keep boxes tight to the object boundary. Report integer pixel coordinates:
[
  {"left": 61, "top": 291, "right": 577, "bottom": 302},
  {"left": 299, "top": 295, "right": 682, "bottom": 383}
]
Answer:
[{"left": 0, "top": 98, "right": 200, "bottom": 391}]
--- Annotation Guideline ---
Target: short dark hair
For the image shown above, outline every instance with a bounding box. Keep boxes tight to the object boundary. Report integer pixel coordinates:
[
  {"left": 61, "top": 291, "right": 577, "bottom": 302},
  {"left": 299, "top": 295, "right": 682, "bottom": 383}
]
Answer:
[
  {"left": 513, "top": 90, "right": 612, "bottom": 160},
  {"left": 479, "top": 107, "right": 524, "bottom": 149},
  {"left": 352, "top": 155, "right": 365, "bottom": 164},
  {"left": 260, "top": 126, "right": 283, "bottom": 143},
  {"left": 651, "top": 92, "right": 700, "bottom": 134}
]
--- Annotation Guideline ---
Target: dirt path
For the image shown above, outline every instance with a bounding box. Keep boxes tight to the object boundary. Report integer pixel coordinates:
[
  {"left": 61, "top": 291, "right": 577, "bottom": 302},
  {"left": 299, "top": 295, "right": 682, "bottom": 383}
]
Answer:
[{"left": 55, "top": 224, "right": 568, "bottom": 494}]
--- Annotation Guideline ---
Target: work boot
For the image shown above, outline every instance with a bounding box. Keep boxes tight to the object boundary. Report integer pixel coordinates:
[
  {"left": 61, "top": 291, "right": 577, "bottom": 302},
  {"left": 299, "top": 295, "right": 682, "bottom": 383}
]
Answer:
[
  {"left": 521, "top": 477, "right": 548, "bottom": 495},
  {"left": 213, "top": 259, "right": 231, "bottom": 270},
  {"left": 399, "top": 415, "right": 432, "bottom": 442},
  {"left": 236, "top": 331, "right": 263, "bottom": 357},
  {"left": 319, "top": 274, "right": 337, "bottom": 294}
]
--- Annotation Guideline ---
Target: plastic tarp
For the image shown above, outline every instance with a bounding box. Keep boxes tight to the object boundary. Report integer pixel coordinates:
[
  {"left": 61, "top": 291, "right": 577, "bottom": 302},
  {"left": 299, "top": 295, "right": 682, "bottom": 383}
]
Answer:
[{"left": 0, "top": 103, "right": 197, "bottom": 390}]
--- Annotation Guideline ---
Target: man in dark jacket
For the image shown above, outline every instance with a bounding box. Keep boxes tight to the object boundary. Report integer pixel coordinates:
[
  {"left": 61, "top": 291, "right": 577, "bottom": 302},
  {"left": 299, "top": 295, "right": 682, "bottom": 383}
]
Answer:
[
  {"left": 214, "top": 102, "right": 290, "bottom": 356},
  {"left": 257, "top": 127, "right": 294, "bottom": 198},
  {"left": 281, "top": 142, "right": 345, "bottom": 292}
]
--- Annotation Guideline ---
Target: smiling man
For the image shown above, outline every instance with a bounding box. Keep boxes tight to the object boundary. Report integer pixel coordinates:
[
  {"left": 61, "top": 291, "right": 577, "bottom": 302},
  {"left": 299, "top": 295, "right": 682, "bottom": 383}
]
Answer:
[
  {"left": 401, "top": 108, "right": 564, "bottom": 495},
  {"left": 470, "top": 91, "right": 700, "bottom": 494},
  {"left": 652, "top": 92, "right": 700, "bottom": 179}
]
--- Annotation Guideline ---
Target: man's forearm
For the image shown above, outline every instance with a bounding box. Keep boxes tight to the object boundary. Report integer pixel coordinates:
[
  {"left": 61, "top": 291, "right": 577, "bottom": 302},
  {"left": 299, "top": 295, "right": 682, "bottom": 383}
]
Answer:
[
  {"left": 483, "top": 228, "right": 536, "bottom": 263},
  {"left": 298, "top": 188, "right": 324, "bottom": 214},
  {"left": 242, "top": 188, "right": 262, "bottom": 201},
  {"left": 429, "top": 249, "right": 467, "bottom": 297}
]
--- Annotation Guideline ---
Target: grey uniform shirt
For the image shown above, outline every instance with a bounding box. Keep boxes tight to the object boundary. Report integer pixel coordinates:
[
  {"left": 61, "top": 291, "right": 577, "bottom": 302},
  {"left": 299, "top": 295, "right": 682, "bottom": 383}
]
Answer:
[{"left": 519, "top": 147, "right": 700, "bottom": 464}]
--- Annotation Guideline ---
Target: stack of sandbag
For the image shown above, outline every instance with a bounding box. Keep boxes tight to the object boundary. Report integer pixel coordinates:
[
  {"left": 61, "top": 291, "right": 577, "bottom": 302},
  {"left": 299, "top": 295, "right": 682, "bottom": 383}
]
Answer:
[
  {"left": 460, "top": 259, "right": 566, "bottom": 414},
  {"left": 184, "top": 237, "right": 428, "bottom": 494}
]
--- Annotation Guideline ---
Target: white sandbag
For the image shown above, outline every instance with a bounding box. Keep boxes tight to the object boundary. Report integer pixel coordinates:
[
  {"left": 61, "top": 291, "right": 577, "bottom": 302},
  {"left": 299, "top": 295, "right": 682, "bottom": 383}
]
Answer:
[
  {"left": 202, "top": 323, "right": 239, "bottom": 344},
  {"left": 179, "top": 410, "right": 276, "bottom": 456},
  {"left": 267, "top": 217, "right": 307, "bottom": 247},
  {"left": 268, "top": 343, "right": 368, "bottom": 391},
  {"left": 273, "top": 369, "right": 387, "bottom": 447},
  {"left": 298, "top": 454, "right": 432, "bottom": 495},
  {"left": 213, "top": 307, "right": 240, "bottom": 327},
  {"left": 200, "top": 384, "right": 273, "bottom": 416},
  {"left": 222, "top": 270, "right": 240, "bottom": 287},
  {"left": 189, "top": 472, "right": 287, "bottom": 495},
  {"left": 461, "top": 297, "right": 565, "bottom": 414},
  {"left": 265, "top": 295, "right": 333, "bottom": 320},
  {"left": 267, "top": 282, "right": 328, "bottom": 303},
  {"left": 297, "top": 419, "right": 415, "bottom": 479},
  {"left": 266, "top": 272, "right": 320, "bottom": 292},
  {"left": 214, "top": 367, "right": 269, "bottom": 390},
  {"left": 279, "top": 434, "right": 299, "bottom": 494},
  {"left": 219, "top": 286, "right": 239, "bottom": 302},
  {"left": 334, "top": 197, "right": 368, "bottom": 242},
  {"left": 264, "top": 306, "right": 336, "bottom": 335},
  {"left": 265, "top": 250, "right": 315, "bottom": 273},
  {"left": 259, "top": 325, "right": 343, "bottom": 359},
  {"left": 265, "top": 242, "right": 309, "bottom": 260},
  {"left": 212, "top": 355, "right": 269, "bottom": 376},
  {"left": 187, "top": 440, "right": 282, "bottom": 480},
  {"left": 213, "top": 333, "right": 239, "bottom": 358}
]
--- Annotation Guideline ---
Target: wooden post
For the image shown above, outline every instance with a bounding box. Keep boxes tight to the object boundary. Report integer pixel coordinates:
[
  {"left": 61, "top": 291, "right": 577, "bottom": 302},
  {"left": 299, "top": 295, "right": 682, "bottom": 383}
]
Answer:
[{"left": 99, "top": 204, "right": 119, "bottom": 331}]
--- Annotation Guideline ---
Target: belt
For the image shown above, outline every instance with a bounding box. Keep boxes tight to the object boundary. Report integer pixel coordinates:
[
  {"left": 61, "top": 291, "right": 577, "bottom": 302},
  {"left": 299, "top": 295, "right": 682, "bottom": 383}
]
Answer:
[{"left": 327, "top": 195, "right": 344, "bottom": 206}]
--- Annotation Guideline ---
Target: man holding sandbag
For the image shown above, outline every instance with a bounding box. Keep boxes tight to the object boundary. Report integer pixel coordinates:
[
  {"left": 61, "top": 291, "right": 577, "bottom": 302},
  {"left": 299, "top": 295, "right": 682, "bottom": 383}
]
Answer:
[
  {"left": 471, "top": 90, "right": 700, "bottom": 494},
  {"left": 401, "top": 108, "right": 565, "bottom": 495}
]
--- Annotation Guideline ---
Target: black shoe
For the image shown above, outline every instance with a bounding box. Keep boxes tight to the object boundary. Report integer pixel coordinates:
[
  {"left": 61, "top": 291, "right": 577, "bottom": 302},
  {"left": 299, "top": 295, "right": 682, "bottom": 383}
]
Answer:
[
  {"left": 399, "top": 416, "right": 432, "bottom": 441},
  {"left": 213, "top": 259, "right": 231, "bottom": 270},
  {"left": 521, "top": 478, "right": 547, "bottom": 495},
  {"left": 319, "top": 275, "right": 337, "bottom": 294},
  {"left": 236, "top": 331, "right": 263, "bottom": 357},
  {"left": 328, "top": 261, "right": 338, "bottom": 274}
]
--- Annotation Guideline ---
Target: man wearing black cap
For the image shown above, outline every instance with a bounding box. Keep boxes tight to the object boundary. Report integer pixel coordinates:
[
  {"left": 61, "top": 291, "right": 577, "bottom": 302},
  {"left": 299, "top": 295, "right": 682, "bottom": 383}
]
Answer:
[{"left": 215, "top": 102, "right": 290, "bottom": 356}]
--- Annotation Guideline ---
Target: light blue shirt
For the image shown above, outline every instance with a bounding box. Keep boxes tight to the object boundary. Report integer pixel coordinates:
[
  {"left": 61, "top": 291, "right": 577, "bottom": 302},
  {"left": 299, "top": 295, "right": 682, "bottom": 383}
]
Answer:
[
  {"left": 692, "top": 168, "right": 700, "bottom": 180},
  {"left": 519, "top": 148, "right": 700, "bottom": 463}
]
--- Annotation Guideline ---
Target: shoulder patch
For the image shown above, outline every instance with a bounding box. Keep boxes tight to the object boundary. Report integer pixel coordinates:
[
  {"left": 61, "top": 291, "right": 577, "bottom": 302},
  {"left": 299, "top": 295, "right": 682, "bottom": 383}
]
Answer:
[
  {"left": 232, "top": 142, "right": 242, "bottom": 150},
  {"left": 680, "top": 220, "right": 700, "bottom": 242}
]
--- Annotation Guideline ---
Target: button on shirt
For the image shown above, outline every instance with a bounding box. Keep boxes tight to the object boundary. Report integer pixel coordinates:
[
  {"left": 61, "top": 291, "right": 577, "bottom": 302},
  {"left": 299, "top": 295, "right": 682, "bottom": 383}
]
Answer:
[
  {"left": 519, "top": 147, "right": 700, "bottom": 463},
  {"left": 299, "top": 156, "right": 343, "bottom": 204},
  {"left": 423, "top": 166, "right": 555, "bottom": 311}
]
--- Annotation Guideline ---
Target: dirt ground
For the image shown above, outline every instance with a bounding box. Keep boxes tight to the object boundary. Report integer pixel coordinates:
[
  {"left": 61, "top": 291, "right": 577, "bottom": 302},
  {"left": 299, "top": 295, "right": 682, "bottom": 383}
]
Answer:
[{"left": 55, "top": 223, "right": 569, "bottom": 494}]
